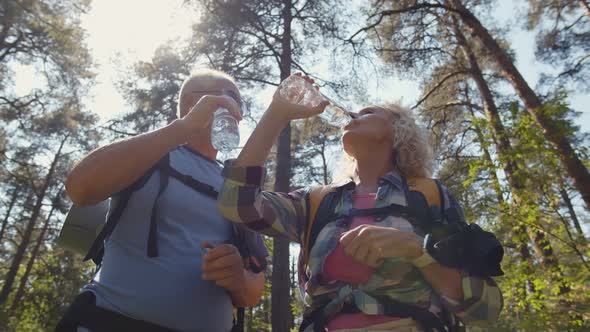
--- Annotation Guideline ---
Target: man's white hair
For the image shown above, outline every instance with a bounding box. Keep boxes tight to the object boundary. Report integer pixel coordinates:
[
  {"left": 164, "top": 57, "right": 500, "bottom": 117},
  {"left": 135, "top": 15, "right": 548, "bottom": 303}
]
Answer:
[{"left": 177, "top": 69, "right": 236, "bottom": 118}]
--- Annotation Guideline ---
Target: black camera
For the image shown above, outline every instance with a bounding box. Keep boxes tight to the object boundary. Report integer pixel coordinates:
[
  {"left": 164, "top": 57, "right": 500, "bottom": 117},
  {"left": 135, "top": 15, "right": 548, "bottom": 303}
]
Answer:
[{"left": 426, "top": 223, "right": 504, "bottom": 277}]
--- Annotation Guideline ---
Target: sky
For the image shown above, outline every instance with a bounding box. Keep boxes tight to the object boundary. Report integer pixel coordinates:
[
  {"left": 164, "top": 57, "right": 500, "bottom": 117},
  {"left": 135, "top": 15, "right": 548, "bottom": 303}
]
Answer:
[{"left": 13, "top": 0, "right": 589, "bottom": 134}]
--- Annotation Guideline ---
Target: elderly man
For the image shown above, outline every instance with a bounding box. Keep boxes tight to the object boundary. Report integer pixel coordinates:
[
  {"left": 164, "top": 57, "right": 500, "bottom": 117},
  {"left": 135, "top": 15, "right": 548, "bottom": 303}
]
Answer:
[{"left": 56, "top": 70, "right": 267, "bottom": 332}]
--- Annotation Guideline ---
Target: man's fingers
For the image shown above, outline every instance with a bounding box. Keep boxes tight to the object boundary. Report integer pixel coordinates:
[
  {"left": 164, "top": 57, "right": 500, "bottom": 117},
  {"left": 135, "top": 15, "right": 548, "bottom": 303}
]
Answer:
[
  {"left": 196, "top": 95, "right": 242, "bottom": 121},
  {"left": 203, "top": 251, "right": 243, "bottom": 272},
  {"left": 212, "top": 95, "right": 243, "bottom": 121},
  {"left": 202, "top": 266, "right": 239, "bottom": 281},
  {"left": 214, "top": 275, "right": 240, "bottom": 290},
  {"left": 203, "top": 244, "right": 239, "bottom": 262},
  {"left": 201, "top": 241, "right": 214, "bottom": 250}
]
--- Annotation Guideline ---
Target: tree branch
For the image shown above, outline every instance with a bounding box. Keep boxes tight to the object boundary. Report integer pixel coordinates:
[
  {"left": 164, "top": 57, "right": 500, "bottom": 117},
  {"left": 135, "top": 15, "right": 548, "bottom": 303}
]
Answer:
[
  {"left": 234, "top": 76, "right": 279, "bottom": 86},
  {"left": 346, "top": 2, "right": 460, "bottom": 42},
  {"left": 412, "top": 70, "right": 467, "bottom": 109}
]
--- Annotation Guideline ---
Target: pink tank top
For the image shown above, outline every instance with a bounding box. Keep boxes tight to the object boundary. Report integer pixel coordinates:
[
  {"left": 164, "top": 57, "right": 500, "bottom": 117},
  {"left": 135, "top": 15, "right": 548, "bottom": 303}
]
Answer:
[{"left": 323, "top": 193, "right": 400, "bottom": 330}]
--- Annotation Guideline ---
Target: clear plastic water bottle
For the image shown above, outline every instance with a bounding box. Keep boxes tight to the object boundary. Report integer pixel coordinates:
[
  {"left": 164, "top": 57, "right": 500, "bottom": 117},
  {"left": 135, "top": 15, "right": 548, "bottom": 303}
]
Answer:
[
  {"left": 278, "top": 74, "right": 353, "bottom": 127},
  {"left": 211, "top": 108, "right": 240, "bottom": 153}
]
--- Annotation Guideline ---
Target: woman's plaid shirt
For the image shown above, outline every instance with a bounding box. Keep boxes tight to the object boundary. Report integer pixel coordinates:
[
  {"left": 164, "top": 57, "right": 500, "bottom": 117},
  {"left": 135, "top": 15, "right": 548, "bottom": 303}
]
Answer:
[{"left": 218, "top": 163, "right": 503, "bottom": 327}]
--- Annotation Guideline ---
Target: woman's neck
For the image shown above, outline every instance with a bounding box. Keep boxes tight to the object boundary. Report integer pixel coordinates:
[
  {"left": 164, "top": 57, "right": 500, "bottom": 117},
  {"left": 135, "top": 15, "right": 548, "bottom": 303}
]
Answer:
[{"left": 354, "top": 144, "right": 394, "bottom": 194}]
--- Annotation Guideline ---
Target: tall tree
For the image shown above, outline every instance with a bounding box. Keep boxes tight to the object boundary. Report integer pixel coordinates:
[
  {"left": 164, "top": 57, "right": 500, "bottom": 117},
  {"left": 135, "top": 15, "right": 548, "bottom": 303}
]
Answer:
[
  {"left": 0, "top": 134, "right": 67, "bottom": 305},
  {"left": 350, "top": 0, "right": 590, "bottom": 209},
  {"left": 526, "top": 0, "right": 590, "bottom": 90},
  {"left": 9, "top": 188, "right": 63, "bottom": 313},
  {"left": 0, "top": 89, "right": 98, "bottom": 315},
  {"left": 450, "top": 17, "right": 567, "bottom": 277},
  {"left": 0, "top": 0, "right": 94, "bottom": 119},
  {"left": 446, "top": 0, "right": 590, "bottom": 209},
  {"left": 0, "top": 0, "right": 95, "bottom": 310},
  {"left": 350, "top": 1, "right": 588, "bottom": 327},
  {"left": 111, "top": 45, "right": 190, "bottom": 136},
  {"left": 187, "top": 0, "right": 353, "bottom": 329}
]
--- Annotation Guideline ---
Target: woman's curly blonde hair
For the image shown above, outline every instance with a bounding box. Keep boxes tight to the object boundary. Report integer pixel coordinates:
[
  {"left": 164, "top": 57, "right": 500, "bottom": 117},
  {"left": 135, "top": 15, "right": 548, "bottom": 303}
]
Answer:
[{"left": 333, "top": 103, "right": 434, "bottom": 182}]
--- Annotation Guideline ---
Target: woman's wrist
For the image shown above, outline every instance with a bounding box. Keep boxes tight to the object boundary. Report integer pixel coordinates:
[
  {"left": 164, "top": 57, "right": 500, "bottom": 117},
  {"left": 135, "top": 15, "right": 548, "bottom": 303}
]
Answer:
[
  {"left": 380, "top": 229, "right": 423, "bottom": 260},
  {"left": 266, "top": 100, "right": 292, "bottom": 126},
  {"left": 233, "top": 101, "right": 289, "bottom": 167},
  {"left": 404, "top": 234, "right": 424, "bottom": 260}
]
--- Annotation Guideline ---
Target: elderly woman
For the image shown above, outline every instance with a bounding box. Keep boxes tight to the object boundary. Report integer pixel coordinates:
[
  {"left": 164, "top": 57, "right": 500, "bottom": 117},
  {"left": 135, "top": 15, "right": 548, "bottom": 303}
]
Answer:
[{"left": 217, "top": 75, "right": 502, "bottom": 332}]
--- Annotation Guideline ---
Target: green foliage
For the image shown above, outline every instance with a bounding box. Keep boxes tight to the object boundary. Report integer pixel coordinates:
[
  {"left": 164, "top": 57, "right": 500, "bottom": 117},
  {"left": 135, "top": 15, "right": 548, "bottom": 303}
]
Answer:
[
  {"left": 458, "top": 94, "right": 590, "bottom": 330},
  {"left": 2, "top": 249, "right": 94, "bottom": 332},
  {"left": 526, "top": 0, "right": 590, "bottom": 90},
  {"left": 111, "top": 45, "right": 191, "bottom": 136},
  {"left": 0, "top": 0, "right": 99, "bottom": 328}
]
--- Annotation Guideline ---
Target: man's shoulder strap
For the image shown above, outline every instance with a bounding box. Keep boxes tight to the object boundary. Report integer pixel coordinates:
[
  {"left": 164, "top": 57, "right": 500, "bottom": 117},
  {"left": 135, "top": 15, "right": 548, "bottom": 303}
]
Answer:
[
  {"left": 84, "top": 153, "right": 170, "bottom": 264},
  {"left": 158, "top": 156, "right": 219, "bottom": 199}
]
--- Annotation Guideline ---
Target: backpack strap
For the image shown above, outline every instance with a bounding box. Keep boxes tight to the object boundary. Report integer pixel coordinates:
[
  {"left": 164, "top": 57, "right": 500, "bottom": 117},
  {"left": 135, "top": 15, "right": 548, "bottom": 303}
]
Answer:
[
  {"left": 160, "top": 161, "right": 218, "bottom": 199},
  {"left": 147, "top": 153, "right": 171, "bottom": 257},
  {"left": 302, "top": 178, "right": 443, "bottom": 266},
  {"left": 302, "top": 186, "right": 344, "bottom": 268},
  {"left": 230, "top": 223, "right": 247, "bottom": 332},
  {"left": 83, "top": 154, "right": 168, "bottom": 265},
  {"left": 406, "top": 177, "right": 443, "bottom": 234},
  {"left": 407, "top": 178, "right": 442, "bottom": 208},
  {"left": 231, "top": 307, "right": 245, "bottom": 332},
  {"left": 299, "top": 179, "right": 459, "bottom": 332},
  {"left": 145, "top": 152, "right": 222, "bottom": 257}
]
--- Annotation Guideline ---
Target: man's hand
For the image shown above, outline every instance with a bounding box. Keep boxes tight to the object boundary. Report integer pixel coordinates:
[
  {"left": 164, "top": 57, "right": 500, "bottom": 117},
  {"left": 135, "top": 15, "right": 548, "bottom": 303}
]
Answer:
[
  {"left": 201, "top": 242, "right": 245, "bottom": 292},
  {"left": 201, "top": 242, "right": 265, "bottom": 307},
  {"left": 179, "top": 95, "right": 242, "bottom": 136},
  {"left": 339, "top": 225, "right": 423, "bottom": 267}
]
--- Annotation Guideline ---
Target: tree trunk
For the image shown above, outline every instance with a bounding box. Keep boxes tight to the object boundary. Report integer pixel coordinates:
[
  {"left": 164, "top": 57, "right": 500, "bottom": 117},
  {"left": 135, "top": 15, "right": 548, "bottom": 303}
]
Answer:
[
  {"left": 579, "top": 0, "right": 590, "bottom": 20},
  {"left": 448, "top": 0, "right": 590, "bottom": 210},
  {"left": 290, "top": 254, "right": 297, "bottom": 330},
  {"left": 320, "top": 140, "right": 328, "bottom": 185},
  {"left": 0, "top": 135, "right": 67, "bottom": 304},
  {"left": 560, "top": 188, "right": 587, "bottom": 241},
  {"left": 453, "top": 18, "right": 521, "bottom": 187},
  {"left": 271, "top": 1, "right": 293, "bottom": 331},
  {"left": 9, "top": 193, "right": 59, "bottom": 312},
  {"left": 451, "top": 18, "right": 569, "bottom": 288},
  {"left": 0, "top": 188, "right": 19, "bottom": 244},
  {"left": 468, "top": 108, "right": 504, "bottom": 205}
]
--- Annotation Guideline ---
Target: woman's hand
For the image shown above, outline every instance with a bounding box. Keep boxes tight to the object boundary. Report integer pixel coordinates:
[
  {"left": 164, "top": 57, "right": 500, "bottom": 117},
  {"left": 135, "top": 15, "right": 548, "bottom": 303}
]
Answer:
[
  {"left": 339, "top": 225, "right": 423, "bottom": 268},
  {"left": 268, "top": 73, "right": 329, "bottom": 123},
  {"left": 232, "top": 73, "right": 327, "bottom": 168}
]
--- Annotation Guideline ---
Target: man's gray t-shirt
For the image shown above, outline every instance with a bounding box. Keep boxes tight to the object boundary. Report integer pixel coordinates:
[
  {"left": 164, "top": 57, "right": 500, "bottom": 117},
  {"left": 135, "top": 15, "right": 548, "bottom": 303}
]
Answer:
[{"left": 84, "top": 147, "right": 236, "bottom": 332}]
